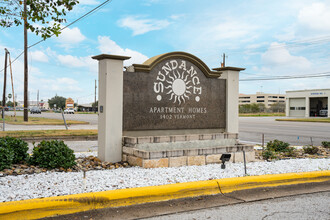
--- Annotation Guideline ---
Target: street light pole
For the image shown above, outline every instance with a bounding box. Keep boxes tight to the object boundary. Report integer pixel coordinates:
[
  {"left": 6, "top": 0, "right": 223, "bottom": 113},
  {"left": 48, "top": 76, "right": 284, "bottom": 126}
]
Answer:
[
  {"left": 23, "top": 0, "right": 28, "bottom": 121},
  {"left": 94, "top": 79, "right": 97, "bottom": 113}
]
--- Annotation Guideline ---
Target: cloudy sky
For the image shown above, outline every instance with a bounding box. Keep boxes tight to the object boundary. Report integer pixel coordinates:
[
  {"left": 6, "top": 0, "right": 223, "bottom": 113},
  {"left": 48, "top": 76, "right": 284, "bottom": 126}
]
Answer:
[{"left": 1, "top": 0, "right": 330, "bottom": 104}]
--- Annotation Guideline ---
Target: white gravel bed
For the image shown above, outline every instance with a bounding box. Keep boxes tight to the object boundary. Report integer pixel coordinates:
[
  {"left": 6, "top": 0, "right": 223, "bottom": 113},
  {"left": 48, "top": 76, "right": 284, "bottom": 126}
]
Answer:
[{"left": 0, "top": 158, "right": 329, "bottom": 203}]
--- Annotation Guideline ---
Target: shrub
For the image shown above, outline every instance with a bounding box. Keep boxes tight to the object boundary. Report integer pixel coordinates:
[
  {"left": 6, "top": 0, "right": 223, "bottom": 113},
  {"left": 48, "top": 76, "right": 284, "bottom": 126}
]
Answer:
[
  {"left": 262, "top": 150, "right": 276, "bottom": 161},
  {"left": 266, "top": 139, "right": 290, "bottom": 152},
  {"left": 283, "top": 147, "right": 297, "bottom": 157},
  {"left": 322, "top": 141, "right": 330, "bottom": 148},
  {"left": 0, "top": 137, "right": 29, "bottom": 164},
  {"left": 29, "top": 140, "right": 76, "bottom": 169},
  {"left": 0, "top": 146, "right": 14, "bottom": 171},
  {"left": 303, "top": 146, "right": 319, "bottom": 155}
]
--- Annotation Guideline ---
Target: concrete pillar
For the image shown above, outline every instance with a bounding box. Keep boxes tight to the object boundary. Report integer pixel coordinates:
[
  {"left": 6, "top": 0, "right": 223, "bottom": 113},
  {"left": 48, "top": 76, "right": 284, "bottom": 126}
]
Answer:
[
  {"left": 216, "top": 67, "right": 245, "bottom": 134},
  {"left": 305, "top": 97, "right": 310, "bottom": 117},
  {"left": 328, "top": 95, "right": 330, "bottom": 118},
  {"left": 286, "top": 98, "right": 290, "bottom": 117},
  {"left": 92, "top": 54, "right": 130, "bottom": 162}
]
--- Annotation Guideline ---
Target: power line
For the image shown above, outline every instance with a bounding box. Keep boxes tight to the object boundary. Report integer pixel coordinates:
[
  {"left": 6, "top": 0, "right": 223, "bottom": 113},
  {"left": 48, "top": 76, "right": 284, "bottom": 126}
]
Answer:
[
  {"left": 240, "top": 71, "right": 330, "bottom": 81},
  {"left": 0, "top": 0, "right": 113, "bottom": 73},
  {"left": 227, "top": 35, "right": 330, "bottom": 55}
]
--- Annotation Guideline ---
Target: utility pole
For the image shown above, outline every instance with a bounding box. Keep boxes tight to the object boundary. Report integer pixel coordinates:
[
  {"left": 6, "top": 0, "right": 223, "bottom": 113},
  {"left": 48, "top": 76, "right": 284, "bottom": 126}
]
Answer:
[
  {"left": 2, "top": 49, "right": 9, "bottom": 120},
  {"left": 2, "top": 49, "right": 8, "bottom": 108},
  {"left": 222, "top": 53, "right": 228, "bottom": 67},
  {"left": 23, "top": 0, "right": 28, "bottom": 121},
  {"left": 37, "top": 90, "right": 39, "bottom": 107},
  {"left": 94, "top": 79, "right": 97, "bottom": 113}
]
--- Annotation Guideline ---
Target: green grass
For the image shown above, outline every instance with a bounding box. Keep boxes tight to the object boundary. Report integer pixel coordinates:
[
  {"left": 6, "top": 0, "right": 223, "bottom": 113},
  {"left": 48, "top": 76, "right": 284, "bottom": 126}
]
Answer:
[
  {"left": 276, "top": 118, "right": 330, "bottom": 123},
  {"left": 0, "top": 129, "right": 97, "bottom": 138},
  {"left": 239, "top": 113, "right": 285, "bottom": 117},
  {"left": 3, "top": 116, "right": 89, "bottom": 125}
]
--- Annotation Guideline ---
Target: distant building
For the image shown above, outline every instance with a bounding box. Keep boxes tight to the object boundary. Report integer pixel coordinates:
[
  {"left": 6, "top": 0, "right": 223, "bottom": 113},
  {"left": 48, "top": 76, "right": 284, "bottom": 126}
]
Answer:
[
  {"left": 16, "top": 100, "right": 49, "bottom": 109},
  {"left": 77, "top": 103, "right": 95, "bottom": 112},
  {"left": 239, "top": 92, "right": 286, "bottom": 108},
  {"left": 286, "top": 89, "right": 329, "bottom": 117},
  {"left": 65, "top": 98, "right": 74, "bottom": 109}
]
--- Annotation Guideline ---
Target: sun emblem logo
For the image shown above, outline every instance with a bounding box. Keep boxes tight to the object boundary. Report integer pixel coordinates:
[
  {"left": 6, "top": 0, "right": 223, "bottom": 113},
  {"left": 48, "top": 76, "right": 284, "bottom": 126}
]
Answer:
[
  {"left": 153, "top": 60, "right": 202, "bottom": 105},
  {"left": 165, "top": 70, "right": 192, "bottom": 104}
]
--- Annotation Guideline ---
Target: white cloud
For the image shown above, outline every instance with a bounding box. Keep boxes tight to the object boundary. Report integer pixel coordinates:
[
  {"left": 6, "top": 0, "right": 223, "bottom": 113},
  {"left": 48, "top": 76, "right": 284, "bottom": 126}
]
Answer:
[
  {"left": 78, "top": 0, "right": 100, "bottom": 5},
  {"left": 262, "top": 42, "right": 311, "bottom": 70},
  {"left": 118, "top": 16, "right": 170, "bottom": 35},
  {"left": 170, "top": 14, "right": 184, "bottom": 20},
  {"left": 37, "top": 77, "right": 83, "bottom": 94},
  {"left": 57, "top": 54, "right": 97, "bottom": 74},
  {"left": 98, "top": 36, "right": 148, "bottom": 65},
  {"left": 58, "top": 27, "right": 86, "bottom": 45},
  {"left": 30, "top": 50, "right": 49, "bottom": 63},
  {"left": 298, "top": 2, "right": 330, "bottom": 32},
  {"left": 58, "top": 55, "right": 86, "bottom": 67}
]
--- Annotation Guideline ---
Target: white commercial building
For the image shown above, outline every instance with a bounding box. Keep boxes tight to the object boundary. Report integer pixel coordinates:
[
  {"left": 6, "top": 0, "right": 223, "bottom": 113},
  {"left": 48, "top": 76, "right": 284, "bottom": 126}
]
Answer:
[{"left": 286, "top": 89, "right": 330, "bottom": 117}]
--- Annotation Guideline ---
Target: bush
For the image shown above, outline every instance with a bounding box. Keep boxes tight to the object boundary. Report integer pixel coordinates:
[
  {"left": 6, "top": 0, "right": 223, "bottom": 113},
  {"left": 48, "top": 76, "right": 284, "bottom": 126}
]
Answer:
[
  {"left": 266, "top": 139, "right": 290, "bottom": 152},
  {"left": 322, "top": 141, "right": 330, "bottom": 148},
  {"left": 0, "top": 146, "right": 14, "bottom": 171},
  {"left": 262, "top": 150, "right": 276, "bottom": 161},
  {"left": 303, "top": 146, "right": 319, "bottom": 155},
  {"left": 283, "top": 147, "right": 297, "bottom": 157},
  {"left": 29, "top": 140, "right": 76, "bottom": 169},
  {"left": 0, "top": 137, "right": 29, "bottom": 164}
]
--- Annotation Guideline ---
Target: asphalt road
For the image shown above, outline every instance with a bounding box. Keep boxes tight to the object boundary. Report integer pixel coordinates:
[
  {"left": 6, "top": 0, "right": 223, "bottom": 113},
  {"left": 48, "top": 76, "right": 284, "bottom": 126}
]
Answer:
[
  {"left": 146, "top": 191, "right": 330, "bottom": 220},
  {"left": 239, "top": 117, "right": 330, "bottom": 146},
  {"left": 5, "top": 112, "right": 330, "bottom": 146}
]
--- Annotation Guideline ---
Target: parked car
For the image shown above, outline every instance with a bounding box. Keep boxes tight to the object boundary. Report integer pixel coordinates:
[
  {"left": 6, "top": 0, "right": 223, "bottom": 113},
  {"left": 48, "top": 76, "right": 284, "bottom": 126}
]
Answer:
[
  {"left": 319, "top": 109, "right": 328, "bottom": 117},
  {"left": 64, "top": 108, "right": 75, "bottom": 114},
  {"left": 30, "top": 107, "right": 41, "bottom": 114}
]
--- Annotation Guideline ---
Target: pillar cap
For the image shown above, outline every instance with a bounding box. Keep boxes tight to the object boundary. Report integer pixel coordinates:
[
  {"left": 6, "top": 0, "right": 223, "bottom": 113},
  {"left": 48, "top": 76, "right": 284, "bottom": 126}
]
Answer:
[
  {"left": 92, "top": 54, "right": 131, "bottom": 61},
  {"left": 212, "top": 66, "right": 245, "bottom": 71}
]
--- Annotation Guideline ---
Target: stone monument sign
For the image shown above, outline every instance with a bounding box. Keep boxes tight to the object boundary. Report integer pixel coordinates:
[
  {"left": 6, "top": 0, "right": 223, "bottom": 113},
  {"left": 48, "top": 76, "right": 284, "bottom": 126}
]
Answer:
[
  {"left": 93, "top": 52, "right": 249, "bottom": 166},
  {"left": 123, "top": 52, "right": 226, "bottom": 131}
]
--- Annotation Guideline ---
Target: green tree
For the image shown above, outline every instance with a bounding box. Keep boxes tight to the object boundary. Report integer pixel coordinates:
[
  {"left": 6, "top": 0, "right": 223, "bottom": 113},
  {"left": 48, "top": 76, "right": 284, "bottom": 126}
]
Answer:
[
  {"left": 0, "top": 0, "right": 79, "bottom": 40},
  {"left": 48, "top": 95, "right": 66, "bottom": 109},
  {"left": 269, "top": 102, "right": 285, "bottom": 113},
  {"left": 92, "top": 100, "right": 98, "bottom": 108},
  {"left": 239, "top": 103, "right": 265, "bottom": 113},
  {"left": 6, "top": 101, "right": 18, "bottom": 107}
]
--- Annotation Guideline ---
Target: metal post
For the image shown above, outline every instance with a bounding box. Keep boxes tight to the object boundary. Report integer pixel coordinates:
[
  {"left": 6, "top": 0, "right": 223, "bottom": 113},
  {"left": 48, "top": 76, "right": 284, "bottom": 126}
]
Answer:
[
  {"left": 23, "top": 0, "right": 28, "bottom": 122},
  {"left": 61, "top": 110, "right": 68, "bottom": 130},
  {"left": 243, "top": 150, "right": 247, "bottom": 176},
  {"left": 310, "top": 137, "right": 313, "bottom": 146},
  {"left": 262, "top": 133, "right": 265, "bottom": 150},
  {"left": 2, "top": 109, "right": 5, "bottom": 131},
  {"left": 94, "top": 79, "right": 97, "bottom": 113}
]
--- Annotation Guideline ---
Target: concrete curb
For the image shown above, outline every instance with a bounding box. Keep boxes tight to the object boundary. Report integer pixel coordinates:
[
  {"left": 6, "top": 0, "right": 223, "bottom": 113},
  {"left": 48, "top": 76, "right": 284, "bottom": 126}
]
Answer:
[{"left": 0, "top": 170, "right": 329, "bottom": 220}]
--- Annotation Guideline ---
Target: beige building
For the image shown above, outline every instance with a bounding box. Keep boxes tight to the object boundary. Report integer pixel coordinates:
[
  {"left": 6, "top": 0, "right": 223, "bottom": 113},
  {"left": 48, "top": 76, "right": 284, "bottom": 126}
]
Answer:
[
  {"left": 239, "top": 92, "right": 286, "bottom": 108},
  {"left": 286, "top": 89, "right": 329, "bottom": 117}
]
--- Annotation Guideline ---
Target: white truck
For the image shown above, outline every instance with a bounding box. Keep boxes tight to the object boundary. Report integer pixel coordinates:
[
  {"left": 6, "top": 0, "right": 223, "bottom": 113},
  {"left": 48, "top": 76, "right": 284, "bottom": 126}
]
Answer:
[{"left": 64, "top": 108, "right": 75, "bottom": 114}]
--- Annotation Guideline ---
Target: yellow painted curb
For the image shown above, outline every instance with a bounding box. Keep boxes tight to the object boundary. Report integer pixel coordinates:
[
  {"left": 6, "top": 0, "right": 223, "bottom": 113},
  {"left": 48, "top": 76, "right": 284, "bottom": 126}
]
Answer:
[
  {"left": 217, "top": 170, "right": 330, "bottom": 193},
  {"left": 0, "top": 170, "right": 329, "bottom": 220},
  {"left": 0, "top": 180, "right": 220, "bottom": 220}
]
